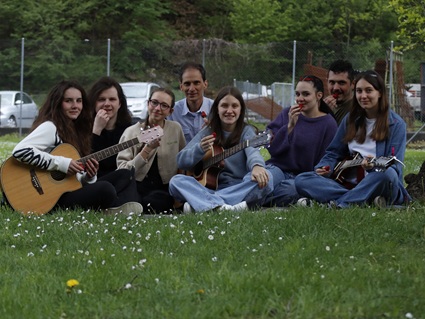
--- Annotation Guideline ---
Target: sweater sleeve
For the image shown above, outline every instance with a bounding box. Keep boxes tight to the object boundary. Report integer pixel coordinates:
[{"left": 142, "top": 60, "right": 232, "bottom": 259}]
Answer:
[
  {"left": 315, "top": 117, "right": 350, "bottom": 170},
  {"left": 116, "top": 124, "right": 148, "bottom": 171},
  {"left": 243, "top": 126, "right": 266, "bottom": 170},
  {"left": 12, "top": 121, "right": 71, "bottom": 173},
  {"left": 266, "top": 108, "right": 292, "bottom": 158},
  {"left": 176, "top": 127, "right": 209, "bottom": 170}
]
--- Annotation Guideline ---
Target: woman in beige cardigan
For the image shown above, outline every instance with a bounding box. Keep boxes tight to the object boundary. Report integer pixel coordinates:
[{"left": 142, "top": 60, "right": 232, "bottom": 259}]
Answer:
[{"left": 117, "top": 87, "right": 186, "bottom": 214}]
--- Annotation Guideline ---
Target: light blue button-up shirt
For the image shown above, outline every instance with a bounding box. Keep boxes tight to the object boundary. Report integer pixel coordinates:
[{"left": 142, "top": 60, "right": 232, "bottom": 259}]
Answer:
[{"left": 168, "top": 97, "right": 214, "bottom": 143}]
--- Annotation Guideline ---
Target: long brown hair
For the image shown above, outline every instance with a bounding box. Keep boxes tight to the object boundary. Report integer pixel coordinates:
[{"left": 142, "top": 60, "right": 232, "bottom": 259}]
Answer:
[
  {"left": 344, "top": 70, "right": 389, "bottom": 143},
  {"left": 88, "top": 76, "right": 132, "bottom": 127},
  {"left": 208, "top": 86, "right": 247, "bottom": 148},
  {"left": 32, "top": 80, "right": 93, "bottom": 156}
]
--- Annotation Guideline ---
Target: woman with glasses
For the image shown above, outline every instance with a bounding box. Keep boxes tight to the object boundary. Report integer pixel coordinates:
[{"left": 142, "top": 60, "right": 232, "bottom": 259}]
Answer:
[
  {"left": 117, "top": 87, "right": 186, "bottom": 214},
  {"left": 295, "top": 71, "right": 411, "bottom": 208},
  {"left": 263, "top": 75, "right": 338, "bottom": 207}
]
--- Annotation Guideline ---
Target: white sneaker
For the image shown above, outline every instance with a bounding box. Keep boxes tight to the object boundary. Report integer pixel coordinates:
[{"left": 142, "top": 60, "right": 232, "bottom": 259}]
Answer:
[
  {"left": 183, "top": 202, "right": 193, "bottom": 214},
  {"left": 373, "top": 196, "right": 386, "bottom": 209},
  {"left": 102, "top": 202, "right": 143, "bottom": 216},
  {"left": 219, "top": 201, "right": 248, "bottom": 211},
  {"left": 297, "top": 197, "right": 312, "bottom": 207}
]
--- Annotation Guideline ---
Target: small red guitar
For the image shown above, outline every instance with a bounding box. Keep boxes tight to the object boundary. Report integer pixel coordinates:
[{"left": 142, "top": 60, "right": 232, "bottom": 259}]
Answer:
[{"left": 332, "top": 154, "right": 402, "bottom": 189}]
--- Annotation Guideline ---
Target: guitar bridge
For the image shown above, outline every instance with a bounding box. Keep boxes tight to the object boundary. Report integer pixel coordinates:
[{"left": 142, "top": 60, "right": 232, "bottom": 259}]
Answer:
[{"left": 30, "top": 169, "right": 44, "bottom": 195}]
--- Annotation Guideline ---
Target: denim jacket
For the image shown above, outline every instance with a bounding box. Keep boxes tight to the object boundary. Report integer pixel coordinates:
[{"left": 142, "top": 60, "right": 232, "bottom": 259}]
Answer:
[{"left": 315, "top": 110, "right": 411, "bottom": 202}]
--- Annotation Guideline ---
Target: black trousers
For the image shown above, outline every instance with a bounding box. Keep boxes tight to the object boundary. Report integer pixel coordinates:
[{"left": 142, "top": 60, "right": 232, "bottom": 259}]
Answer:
[{"left": 57, "top": 168, "right": 139, "bottom": 211}]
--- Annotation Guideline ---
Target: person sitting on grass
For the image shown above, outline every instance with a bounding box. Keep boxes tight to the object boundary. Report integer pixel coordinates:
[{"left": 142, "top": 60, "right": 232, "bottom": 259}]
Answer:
[
  {"left": 169, "top": 86, "right": 273, "bottom": 213},
  {"left": 294, "top": 71, "right": 411, "bottom": 209},
  {"left": 117, "top": 87, "right": 186, "bottom": 214},
  {"left": 263, "top": 75, "right": 337, "bottom": 207},
  {"left": 11, "top": 80, "right": 142, "bottom": 215}
]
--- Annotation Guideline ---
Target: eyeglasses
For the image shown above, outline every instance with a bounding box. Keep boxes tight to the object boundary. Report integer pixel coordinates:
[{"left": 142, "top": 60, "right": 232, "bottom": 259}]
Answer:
[{"left": 149, "top": 99, "right": 171, "bottom": 110}]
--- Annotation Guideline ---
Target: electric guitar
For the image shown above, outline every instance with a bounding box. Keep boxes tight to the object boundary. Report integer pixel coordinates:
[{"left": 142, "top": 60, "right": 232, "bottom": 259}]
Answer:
[
  {"left": 0, "top": 126, "right": 163, "bottom": 216},
  {"left": 186, "top": 130, "right": 272, "bottom": 190},
  {"left": 332, "top": 154, "right": 402, "bottom": 189}
]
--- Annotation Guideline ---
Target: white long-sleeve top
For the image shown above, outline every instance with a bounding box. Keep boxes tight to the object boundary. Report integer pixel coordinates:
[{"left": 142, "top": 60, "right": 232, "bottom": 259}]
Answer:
[{"left": 12, "top": 121, "right": 96, "bottom": 184}]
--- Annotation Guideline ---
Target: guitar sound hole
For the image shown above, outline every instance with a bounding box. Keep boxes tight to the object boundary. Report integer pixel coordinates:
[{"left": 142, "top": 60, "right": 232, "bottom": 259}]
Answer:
[
  {"left": 51, "top": 171, "right": 67, "bottom": 181},
  {"left": 193, "top": 162, "right": 204, "bottom": 178}
]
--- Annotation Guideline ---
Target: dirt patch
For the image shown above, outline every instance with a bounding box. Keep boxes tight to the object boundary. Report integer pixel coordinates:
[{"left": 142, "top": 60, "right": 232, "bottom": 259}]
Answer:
[{"left": 245, "top": 97, "right": 283, "bottom": 121}]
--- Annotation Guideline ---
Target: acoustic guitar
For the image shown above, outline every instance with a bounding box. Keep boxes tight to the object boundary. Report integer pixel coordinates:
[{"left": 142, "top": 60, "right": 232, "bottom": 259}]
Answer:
[
  {"left": 332, "top": 154, "right": 402, "bottom": 189},
  {"left": 186, "top": 130, "right": 271, "bottom": 190},
  {"left": 0, "top": 126, "right": 163, "bottom": 216}
]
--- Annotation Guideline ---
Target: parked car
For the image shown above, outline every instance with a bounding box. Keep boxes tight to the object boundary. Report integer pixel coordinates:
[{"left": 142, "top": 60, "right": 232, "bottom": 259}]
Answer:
[
  {"left": 406, "top": 83, "right": 422, "bottom": 121},
  {"left": 0, "top": 91, "right": 39, "bottom": 128},
  {"left": 120, "top": 82, "right": 160, "bottom": 121}
]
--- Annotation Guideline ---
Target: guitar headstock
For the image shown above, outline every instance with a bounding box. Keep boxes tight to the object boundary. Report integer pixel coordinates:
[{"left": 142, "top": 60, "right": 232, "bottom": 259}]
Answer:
[
  {"left": 249, "top": 130, "right": 272, "bottom": 148},
  {"left": 138, "top": 126, "right": 164, "bottom": 144},
  {"left": 372, "top": 156, "right": 405, "bottom": 171}
]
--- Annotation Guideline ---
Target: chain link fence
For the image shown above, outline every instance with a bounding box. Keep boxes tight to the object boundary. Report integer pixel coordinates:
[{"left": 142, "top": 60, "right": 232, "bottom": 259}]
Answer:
[{"left": 0, "top": 38, "right": 423, "bottom": 126}]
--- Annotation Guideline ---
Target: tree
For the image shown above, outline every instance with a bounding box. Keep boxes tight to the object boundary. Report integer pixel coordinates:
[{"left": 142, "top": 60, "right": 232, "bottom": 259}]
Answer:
[
  {"left": 389, "top": 0, "right": 425, "bottom": 50},
  {"left": 229, "top": 0, "right": 287, "bottom": 43}
]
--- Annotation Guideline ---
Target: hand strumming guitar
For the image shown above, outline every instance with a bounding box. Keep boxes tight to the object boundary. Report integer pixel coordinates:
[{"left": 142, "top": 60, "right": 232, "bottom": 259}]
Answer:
[
  {"left": 69, "top": 158, "right": 99, "bottom": 178},
  {"left": 315, "top": 165, "right": 331, "bottom": 176}
]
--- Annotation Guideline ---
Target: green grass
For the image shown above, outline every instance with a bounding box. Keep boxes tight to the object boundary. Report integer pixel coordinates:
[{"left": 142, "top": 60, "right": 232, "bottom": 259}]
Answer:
[{"left": 0, "top": 135, "right": 424, "bottom": 318}]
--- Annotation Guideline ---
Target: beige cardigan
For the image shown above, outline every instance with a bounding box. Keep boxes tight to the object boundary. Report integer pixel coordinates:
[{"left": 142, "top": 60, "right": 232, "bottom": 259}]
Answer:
[{"left": 116, "top": 120, "right": 186, "bottom": 184}]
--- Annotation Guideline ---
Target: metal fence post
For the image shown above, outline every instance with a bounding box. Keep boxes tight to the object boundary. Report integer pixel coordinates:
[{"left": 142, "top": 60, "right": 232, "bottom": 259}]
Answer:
[
  {"left": 389, "top": 41, "right": 394, "bottom": 109},
  {"left": 202, "top": 39, "right": 206, "bottom": 67},
  {"left": 291, "top": 40, "right": 297, "bottom": 105},
  {"left": 19, "top": 37, "right": 25, "bottom": 137},
  {"left": 107, "top": 38, "right": 111, "bottom": 76}
]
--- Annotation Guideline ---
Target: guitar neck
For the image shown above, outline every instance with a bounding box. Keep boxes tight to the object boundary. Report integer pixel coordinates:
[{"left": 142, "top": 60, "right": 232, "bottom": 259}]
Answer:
[
  {"left": 342, "top": 158, "right": 364, "bottom": 169},
  {"left": 80, "top": 137, "right": 140, "bottom": 163},
  {"left": 204, "top": 140, "right": 248, "bottom": 168}
]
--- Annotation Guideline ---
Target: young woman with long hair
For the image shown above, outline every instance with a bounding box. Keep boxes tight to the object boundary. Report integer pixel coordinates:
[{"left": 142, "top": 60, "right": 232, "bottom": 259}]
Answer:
[
  {"left": 11, "top": 80, "right": 142, "bottom": 214},
  {"left": 264, "top": 75, "right": 338, "bottom": 206},
  {"left": 295, "top": 71, "right": 410, "bottom": 208},
  {"left": 169, "top": 86, "right": 273, "bottom": 213}
]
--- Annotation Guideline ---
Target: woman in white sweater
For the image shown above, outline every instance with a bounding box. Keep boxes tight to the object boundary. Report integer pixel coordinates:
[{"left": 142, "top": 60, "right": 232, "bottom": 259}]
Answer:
[{"left": 11, "top": 80, "right": 142, "bottom": 215}]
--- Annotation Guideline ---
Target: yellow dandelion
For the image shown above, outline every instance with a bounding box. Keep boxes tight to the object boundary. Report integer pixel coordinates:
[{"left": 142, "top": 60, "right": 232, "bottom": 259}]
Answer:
[
  {"left": 196, "top": 289, "right": 205, "bottom": 294},
  {"left": 66, "top": 279, "right": 79, "bottom": 288}
]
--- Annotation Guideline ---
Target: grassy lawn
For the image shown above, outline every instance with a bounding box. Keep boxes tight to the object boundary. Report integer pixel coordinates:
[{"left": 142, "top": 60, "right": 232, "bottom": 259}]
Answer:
[{"left": 0, "top": 134, "right": 424, "bottom": 319}]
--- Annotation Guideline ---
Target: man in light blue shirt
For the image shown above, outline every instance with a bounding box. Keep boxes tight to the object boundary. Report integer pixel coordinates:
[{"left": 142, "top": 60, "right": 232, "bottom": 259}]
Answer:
[{"left": 168, "top": 62, "right": 214, "bottom": 143}]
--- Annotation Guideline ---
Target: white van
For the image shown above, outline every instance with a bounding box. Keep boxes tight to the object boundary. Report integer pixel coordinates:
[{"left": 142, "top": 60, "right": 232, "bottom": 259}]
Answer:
[{"left": 406, "top": 83, "right": 421, "bottom": 119}]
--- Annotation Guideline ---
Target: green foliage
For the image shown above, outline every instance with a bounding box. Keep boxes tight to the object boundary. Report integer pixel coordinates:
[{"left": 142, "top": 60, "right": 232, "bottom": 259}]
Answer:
[
  {"left": 389, "top": 0, "right": 425, "bottom": 50},
  {"left": 230, "top": 0, "right": 287, "bottom": 43}
]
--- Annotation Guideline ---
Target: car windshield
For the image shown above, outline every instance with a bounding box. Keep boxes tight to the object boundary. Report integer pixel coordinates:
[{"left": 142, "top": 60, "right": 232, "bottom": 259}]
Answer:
[
  {"left": 0, "top": 93, "right": 13, "bottom": 106},
  {"left": 122, "top": 84, "right": 148, "bottom": 98}
]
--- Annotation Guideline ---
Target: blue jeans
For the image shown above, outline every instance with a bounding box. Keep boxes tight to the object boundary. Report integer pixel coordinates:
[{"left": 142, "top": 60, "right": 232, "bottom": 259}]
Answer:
[
  {"left": 169, "top": 171, "right": 274, "bottom": 212},
  {"left": 263, "top": 164, "right": 300, "bottom": 207},
  {"left": 295, "top": 168, "right": 405, "bottom": 208}
]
